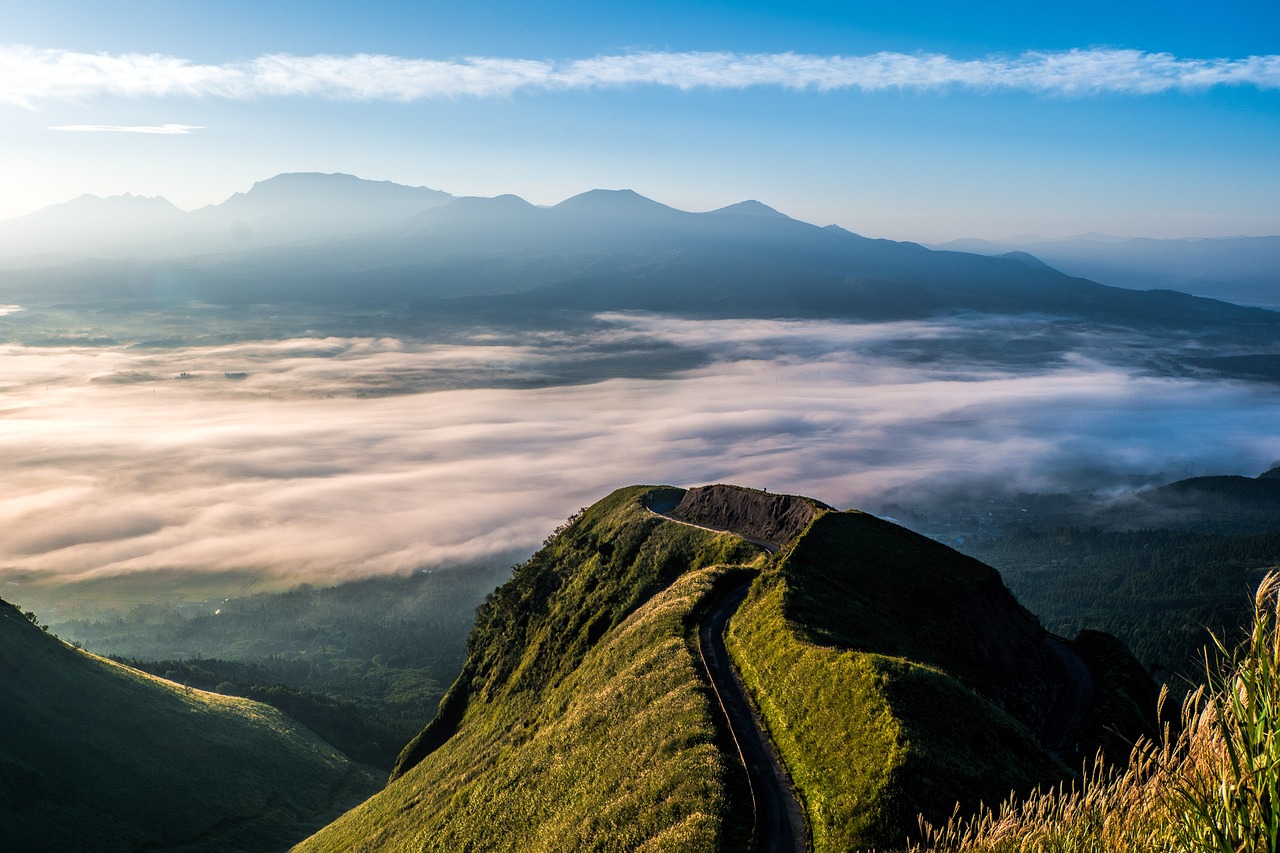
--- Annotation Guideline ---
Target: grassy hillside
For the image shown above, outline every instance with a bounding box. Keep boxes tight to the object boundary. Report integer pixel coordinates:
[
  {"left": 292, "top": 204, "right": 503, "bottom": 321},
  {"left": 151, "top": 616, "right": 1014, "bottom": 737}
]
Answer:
[
  {"left": 299, "top": 486, "right": 764, "bottom": 852},
  {"left": 0, "top": 598, "right": 379, "bottom": 853},
  {"left": 726, "top": 509, "right": 1155, "bottom": 851},
  {"left": 300, "top": 485, "right": 1154, "bottom": 852}
]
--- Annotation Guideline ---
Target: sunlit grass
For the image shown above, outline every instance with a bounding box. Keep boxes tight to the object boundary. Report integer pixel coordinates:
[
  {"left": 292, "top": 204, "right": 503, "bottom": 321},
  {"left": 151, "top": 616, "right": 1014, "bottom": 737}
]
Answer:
[
  {"left": 299, "top": 487, "right": 763, "bottom": 852},
  {"left": 726, "top": 511, "right": 1067, "bottom": 852},
  {"left": 300, "top": 567, "right": 736, "bottom": 852},
  {"left": 728, "top": 572, "right": 1061, "bottom": 852}
]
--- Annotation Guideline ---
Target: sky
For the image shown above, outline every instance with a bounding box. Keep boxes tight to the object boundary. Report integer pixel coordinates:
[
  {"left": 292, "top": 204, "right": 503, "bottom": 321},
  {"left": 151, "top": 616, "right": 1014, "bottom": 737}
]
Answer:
[{"left": 1, "top": 0, "right": 1277, "bottom": 241}]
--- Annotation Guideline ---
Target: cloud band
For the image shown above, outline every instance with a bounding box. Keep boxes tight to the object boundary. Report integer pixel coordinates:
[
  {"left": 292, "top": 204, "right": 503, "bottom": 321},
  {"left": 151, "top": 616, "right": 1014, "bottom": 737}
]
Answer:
[
  {"left": 2, "top": 45, "right": 1278, "bottom": 106},
  {"left": 48, "top": 123, "right": 203, "bottom": 134},
  {"left": 1, "top": 317, "right": 1278, "bottom": 583}
]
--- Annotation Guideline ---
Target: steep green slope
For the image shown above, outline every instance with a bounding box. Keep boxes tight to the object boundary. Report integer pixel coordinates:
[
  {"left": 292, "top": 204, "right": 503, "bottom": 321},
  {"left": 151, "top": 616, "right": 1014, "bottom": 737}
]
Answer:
[
  {"left": 0, "top": 600, "right": 379, "bottom": 852},
  {"left": 299, "top": 486, "right": 763, "bottom": 852},
  {"left": 301, "top": 484, "right": 1153, "bottom": 852},
  {"left": 725, "top": 508, "right": 1155, "bottom": 851},
  {"left": 877, "top": 467, "right": 1280, "bottom": 680}
]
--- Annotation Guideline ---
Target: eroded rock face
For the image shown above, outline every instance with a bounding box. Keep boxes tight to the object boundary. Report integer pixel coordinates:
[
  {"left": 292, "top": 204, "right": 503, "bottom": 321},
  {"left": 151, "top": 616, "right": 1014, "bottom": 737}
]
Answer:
[{"left": 672, "top": 484, "right": 832, "bottom": 546}]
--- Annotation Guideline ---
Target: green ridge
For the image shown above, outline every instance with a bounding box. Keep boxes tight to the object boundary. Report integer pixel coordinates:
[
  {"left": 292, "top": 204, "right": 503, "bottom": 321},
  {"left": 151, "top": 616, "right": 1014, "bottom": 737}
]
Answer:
[
  {"left": 299, "top": 486, "right": 764, "bottom": 852},
  {"left": 725, "top": 508, "right": 1152, "bottom": 850},
  {"left": 300, "top": 485, "right": 1153, "bottom": 851},
  {"left": 0, "top": 598, "right": 379, "bottom": 853}
]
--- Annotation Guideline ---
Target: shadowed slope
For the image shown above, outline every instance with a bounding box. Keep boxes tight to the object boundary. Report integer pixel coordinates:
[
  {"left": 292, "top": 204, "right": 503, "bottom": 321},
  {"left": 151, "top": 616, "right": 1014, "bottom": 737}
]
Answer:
[
  {"left": 0, "top": 598, "right": 378, "bottom": 853},
  {"left": 726, "top": 507, "right": 1157, "bottom": 850}
]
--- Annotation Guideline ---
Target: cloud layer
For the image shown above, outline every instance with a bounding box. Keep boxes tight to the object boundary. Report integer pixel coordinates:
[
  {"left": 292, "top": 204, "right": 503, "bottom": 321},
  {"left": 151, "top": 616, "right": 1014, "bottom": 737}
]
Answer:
[
  {"left": 3, "top": 46, "right": 1278, "bottom": 106},
  {"left": 1, "top": 315, "right": 1278, "bottom": 585}
]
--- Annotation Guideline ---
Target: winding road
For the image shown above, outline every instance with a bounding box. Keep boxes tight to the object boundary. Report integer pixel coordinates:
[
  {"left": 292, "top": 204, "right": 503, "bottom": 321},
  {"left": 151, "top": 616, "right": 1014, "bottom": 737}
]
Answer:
[
  {"left": 699, "top": 579, "right": 810, "bottom": 853},
  {"left": 646, "top": 495, "right": 810, "bottom": 852}
]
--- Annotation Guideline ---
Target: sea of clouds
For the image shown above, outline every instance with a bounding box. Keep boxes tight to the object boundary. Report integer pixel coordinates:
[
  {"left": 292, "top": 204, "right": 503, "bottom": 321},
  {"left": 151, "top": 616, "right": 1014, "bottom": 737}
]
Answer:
[{"left": 2, "top": 312, "right": 1277, "bottom": 584}]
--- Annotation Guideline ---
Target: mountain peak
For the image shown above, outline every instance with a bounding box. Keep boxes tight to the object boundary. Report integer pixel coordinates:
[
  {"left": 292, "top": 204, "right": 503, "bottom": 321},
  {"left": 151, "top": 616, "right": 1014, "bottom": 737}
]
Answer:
[
  {"left": 708, "top": 199, "right": 787, "bottom": 218},
  {"left": 821, "top": 223, "right": 864, "bottom": 238},
  {"left": 233, "top": 172, "right": 451, "bottom": 203},
  {"left": 553, "top": 188, "right": 676, "bottom": 214},
  {"left": 337, "top": 484, "right": 1156, "bottom": 853},
  {"left": 998, "top": 250, "right": 1055, "bottom": 271},
  {"left": 427, "top": 193, "right": 538, "bottom": 217},
  {"left": 250, "top": 171, "right": 362, "bottom": 188},
  {"left": 55, "top": 193, "right": 179, "bottom": 211}
]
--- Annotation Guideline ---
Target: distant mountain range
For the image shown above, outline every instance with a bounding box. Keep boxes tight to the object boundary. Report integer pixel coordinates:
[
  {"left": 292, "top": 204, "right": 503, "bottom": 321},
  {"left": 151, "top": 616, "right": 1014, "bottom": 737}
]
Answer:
[
  {"left": 932, "top": 234, "right": 1280, "bottom": 308},
  {"left": 1, "top": 173, "right": 1277, "bottom": 343}
]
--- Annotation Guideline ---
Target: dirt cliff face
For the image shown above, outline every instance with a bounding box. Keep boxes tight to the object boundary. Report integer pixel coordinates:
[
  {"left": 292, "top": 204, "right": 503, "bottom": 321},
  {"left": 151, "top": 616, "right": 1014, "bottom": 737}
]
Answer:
[{"left": 672, "top": 484, "right": 832, "bottom": 546}]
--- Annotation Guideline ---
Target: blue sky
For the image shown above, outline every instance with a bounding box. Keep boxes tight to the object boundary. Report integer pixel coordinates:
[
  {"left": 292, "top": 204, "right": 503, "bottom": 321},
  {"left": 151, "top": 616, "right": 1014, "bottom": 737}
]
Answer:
[{"left": 1, "top": 0, "right": 1277, "bottom": 240}]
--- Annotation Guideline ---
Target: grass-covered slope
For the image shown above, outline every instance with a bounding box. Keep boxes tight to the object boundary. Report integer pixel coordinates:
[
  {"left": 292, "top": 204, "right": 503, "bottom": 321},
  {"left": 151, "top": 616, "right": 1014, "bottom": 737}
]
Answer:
[
  {"left": 301, "top": 484, "right": 1154, "bottom": 852},
  {"left": 0, "top": 599, "right": 379, "bottom": 853},
  {"left": 726, "top": 508, "right": 1155, "bottom": 851},
  {"left": 298, "top": 486, "right": 764, "bottom": 852}
]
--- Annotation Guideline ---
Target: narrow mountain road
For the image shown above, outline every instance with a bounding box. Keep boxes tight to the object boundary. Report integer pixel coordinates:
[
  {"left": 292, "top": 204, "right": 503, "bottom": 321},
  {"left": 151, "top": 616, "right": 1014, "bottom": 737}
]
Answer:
[
  {"left": 699, "top": 579, "right": 810, "bottom": 853},
  {"left": 645, "top": 495, "right": 809, "bottom": 852}
]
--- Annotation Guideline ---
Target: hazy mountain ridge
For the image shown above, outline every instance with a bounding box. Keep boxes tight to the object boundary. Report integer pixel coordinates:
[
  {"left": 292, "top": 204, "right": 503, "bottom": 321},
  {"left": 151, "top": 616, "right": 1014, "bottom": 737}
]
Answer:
[
  {"left": 934, "top": 234, "right": 1280, "bottom": 307},
  {"left": 3, "top": 174, "right": 1274, "bottom": 340},
  {"left": 0, "top": 172, "right": 454, "bottom": 260}
]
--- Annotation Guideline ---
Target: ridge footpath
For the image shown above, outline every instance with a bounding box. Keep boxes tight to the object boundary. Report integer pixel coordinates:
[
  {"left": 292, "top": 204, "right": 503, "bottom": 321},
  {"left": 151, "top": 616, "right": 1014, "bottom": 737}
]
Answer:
[
  {"left": 647, "top": 489, "right": 809, "bottom": 851},
  {"left": 698, "top": 579, "right": 809, "bottom": 853}
]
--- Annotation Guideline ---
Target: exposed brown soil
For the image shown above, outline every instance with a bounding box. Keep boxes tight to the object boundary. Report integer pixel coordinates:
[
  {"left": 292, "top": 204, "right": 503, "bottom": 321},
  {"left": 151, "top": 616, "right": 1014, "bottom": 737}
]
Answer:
[{"left": 672, "top": 484, "right": 832, "bottom": 547}]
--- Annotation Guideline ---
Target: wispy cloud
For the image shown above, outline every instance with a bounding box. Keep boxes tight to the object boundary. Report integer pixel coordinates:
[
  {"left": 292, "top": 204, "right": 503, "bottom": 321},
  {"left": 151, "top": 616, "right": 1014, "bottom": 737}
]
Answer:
[
  {"left": 48, "top": 123, "right": 203, "bottom": 134},
  {"left": 2, "top": 45, "right": 1277, "bottom": 107}
]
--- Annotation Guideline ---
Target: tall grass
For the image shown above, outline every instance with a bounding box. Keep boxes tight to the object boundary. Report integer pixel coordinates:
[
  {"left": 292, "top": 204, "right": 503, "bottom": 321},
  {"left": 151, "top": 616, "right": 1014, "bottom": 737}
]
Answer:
[{"left": 909, "top": 573, "right": 1280, "bottom": 853}]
